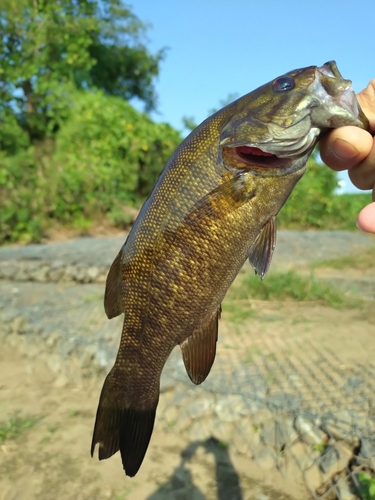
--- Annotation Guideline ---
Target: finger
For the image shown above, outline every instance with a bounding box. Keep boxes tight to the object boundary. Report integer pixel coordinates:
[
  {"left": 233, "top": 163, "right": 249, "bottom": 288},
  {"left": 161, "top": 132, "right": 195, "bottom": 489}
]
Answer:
[
  {"left": 348, "top": 136, "right": 375, "bottom": 190},
  {"left": 357, "top": 79, "right": 375, "bottom": 126},
  {"left": 357, "top": 201, "right": 375, "bottom": 233},
  {"left": 319, "top": 127, "right": 373, "bottom": 171}
]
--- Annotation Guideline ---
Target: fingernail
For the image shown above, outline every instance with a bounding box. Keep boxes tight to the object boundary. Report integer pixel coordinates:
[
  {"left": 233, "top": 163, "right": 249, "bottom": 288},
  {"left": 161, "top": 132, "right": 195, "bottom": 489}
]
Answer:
[
  {"left": 356, "top": 219, "right": 363, "bottom": 231},
  {"left": 332, "top": 138, "right": 360, "bottom": 160}
]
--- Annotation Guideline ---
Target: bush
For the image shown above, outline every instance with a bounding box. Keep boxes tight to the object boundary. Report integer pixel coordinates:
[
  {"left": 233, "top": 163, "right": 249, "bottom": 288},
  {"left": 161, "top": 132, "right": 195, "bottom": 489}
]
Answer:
[
  {"left": 278, "top": 155, "right": 372, "bottom": 229},
  {"left": 0, "top": 89, "right": 181, "bottom": 243}
]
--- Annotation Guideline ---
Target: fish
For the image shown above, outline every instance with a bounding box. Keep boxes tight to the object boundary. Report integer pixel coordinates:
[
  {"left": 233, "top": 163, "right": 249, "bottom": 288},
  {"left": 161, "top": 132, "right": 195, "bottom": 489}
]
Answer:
[{"left": 91, "top": 61, "right": 370, "bottom": 476}]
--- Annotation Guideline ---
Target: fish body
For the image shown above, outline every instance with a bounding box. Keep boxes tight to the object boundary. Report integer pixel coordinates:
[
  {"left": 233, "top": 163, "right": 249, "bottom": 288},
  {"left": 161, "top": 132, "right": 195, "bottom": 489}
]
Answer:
[{"left": 91, "top": 61, "right": 369, "bottom": 476}]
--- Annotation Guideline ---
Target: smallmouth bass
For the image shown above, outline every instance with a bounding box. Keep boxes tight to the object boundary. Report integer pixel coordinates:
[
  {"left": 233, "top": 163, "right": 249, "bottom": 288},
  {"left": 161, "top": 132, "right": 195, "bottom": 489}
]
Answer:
[{"left": 91, "top": 61, "right": 370, "bottom": 476}]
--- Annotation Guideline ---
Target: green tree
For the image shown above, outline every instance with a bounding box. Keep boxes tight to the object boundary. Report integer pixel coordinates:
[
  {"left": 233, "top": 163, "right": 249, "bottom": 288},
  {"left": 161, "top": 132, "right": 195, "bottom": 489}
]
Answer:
[{"left": 0, "top": 0, "right": 164, "bottom": 145}]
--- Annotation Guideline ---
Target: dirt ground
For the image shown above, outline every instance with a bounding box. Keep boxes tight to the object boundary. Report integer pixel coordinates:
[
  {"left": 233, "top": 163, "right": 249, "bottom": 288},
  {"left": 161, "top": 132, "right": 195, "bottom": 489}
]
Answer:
[
  {"left": 1, "top": 303, "right": 375, "bottom": 499},
  {"left": 0, "top": 342, "right": 309, "bottom": 500},
  {"left": 1, "top": 230, "right": 374, "bottom": 500}
]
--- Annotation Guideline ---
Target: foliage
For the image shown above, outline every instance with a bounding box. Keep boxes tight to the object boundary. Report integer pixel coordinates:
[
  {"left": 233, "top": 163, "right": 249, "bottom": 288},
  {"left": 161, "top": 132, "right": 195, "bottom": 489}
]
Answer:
[
  {"left": 279, "top": 153, "right": 337, "bottom": 228},
  {"left": 358, "top": 473, "right": 375, "bottom": 500},
  {"left": 278, "top": 153, "right": 372, "bottom": 230},
  {"left": 0, "top": 0, "right": 163, "bottom": 148},
  {"left": 0, "top": 413, "right": 39, "bottom": 442},
  {"left": 0, "top": 90, "right": 181, "bottom": 243}
]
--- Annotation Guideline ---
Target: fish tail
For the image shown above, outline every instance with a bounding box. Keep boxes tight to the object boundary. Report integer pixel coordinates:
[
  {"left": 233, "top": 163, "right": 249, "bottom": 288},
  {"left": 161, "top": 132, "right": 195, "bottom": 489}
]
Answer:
[{"left": 91, "top": 371, "right": 158, "bottom": 477}]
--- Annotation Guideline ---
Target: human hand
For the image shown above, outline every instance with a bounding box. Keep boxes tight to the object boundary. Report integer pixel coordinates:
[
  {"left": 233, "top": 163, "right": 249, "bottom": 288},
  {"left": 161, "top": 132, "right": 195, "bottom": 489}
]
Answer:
[{"left": 319, "top": 79, "right": 375, "bottom": 233}]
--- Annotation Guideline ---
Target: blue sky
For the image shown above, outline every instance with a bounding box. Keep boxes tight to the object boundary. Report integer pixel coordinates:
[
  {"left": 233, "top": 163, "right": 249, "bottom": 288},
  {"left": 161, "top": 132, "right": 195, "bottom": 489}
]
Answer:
[{"left": 130, "top": 0, "right": 374, "bottom": 193}]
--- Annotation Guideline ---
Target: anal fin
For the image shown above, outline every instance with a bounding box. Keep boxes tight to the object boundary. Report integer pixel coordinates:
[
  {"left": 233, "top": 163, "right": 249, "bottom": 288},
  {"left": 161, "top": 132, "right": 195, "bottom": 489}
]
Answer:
[
  {"left": 248, "top": 216, "right": 276, "bottom": 280},
  {"left": 180, "top": 306, "right": 221, "bottom": 385},
  {"left": 104, "top": 249, "right": 123, "bottom": 319}
]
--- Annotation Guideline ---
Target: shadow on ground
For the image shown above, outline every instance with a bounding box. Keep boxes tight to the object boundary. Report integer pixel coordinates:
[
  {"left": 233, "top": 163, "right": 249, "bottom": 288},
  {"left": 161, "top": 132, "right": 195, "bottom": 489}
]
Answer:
[{"left": 148, "top": 438, "right": 243, "bottom": 500}]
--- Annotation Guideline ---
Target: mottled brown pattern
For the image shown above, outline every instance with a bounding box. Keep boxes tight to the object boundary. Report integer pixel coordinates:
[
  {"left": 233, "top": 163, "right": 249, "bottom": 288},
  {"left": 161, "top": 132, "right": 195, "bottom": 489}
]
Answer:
[{"left": 91, "top": 61, "right": 370, "bottom": 476}]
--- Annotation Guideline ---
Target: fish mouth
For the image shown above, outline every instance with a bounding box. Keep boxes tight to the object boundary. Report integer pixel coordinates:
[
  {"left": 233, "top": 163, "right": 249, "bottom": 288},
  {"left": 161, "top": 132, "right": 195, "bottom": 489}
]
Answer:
[
  {"left": 229, "top": 145, "right": 292, "bottom": 168},
  {"left": 220, "top": 117, "right": 320, "bottom": 171}
]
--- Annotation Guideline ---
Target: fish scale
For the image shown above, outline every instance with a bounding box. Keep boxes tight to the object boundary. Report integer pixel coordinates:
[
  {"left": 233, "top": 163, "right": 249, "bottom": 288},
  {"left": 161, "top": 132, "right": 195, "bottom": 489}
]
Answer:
[{"left": 91, "top": 61, "right": 370, "bottom": 477}]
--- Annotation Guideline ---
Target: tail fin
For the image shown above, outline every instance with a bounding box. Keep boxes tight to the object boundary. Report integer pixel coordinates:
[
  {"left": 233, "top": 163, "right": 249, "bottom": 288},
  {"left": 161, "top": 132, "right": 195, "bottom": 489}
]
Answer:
[{"left": 91, "top": 376, "right": 158, "bottom": 477}]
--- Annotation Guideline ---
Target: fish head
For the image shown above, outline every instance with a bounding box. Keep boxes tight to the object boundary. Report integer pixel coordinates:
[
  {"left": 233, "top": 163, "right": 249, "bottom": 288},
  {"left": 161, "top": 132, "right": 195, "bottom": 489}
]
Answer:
[{"left": 219, "top": 61, "right": 370, "bottom": 175}]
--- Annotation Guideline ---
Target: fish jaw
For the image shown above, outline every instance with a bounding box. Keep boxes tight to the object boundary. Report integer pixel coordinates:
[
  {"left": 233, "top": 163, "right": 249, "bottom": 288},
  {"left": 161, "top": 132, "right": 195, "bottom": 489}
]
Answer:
[{"left": 310, "top": 61, "right": 370, "bottom": 131}]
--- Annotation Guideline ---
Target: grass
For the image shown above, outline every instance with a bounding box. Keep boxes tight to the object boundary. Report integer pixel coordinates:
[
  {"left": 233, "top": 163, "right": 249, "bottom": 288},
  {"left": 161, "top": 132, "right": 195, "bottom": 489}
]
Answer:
[
  {"left": 313, "top": 249, "right": 375, "bottom": 271},
  {"left": 225, "top": 300, "right": 256, "bottom": 323},
  {"left": 312, "top": 443, "right": 326, "bottom": 453},
  {"left": 0, "top": 413, "right": 39, "bottom": 443},
  {"left": 225, "top": 270, "right": 352, "bottom": 319}
]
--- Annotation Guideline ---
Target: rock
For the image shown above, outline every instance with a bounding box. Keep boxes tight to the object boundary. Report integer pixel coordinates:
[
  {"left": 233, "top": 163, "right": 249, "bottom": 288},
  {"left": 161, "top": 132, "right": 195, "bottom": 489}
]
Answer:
[
  {"left": 358, "top": 436, "right": 375, "bottom": 468},
  {"left": 24, "top": 343, "right": 42, "bottom": 358},
  {"left": 163, "top": 405, "right": 179, "bottom": 428},
  {"left": 215, "top": 394, "right": 249, "bottom": 421},
  {"left": 48, "top": 266, "right": 66, "bottom": 282},
  {"left": 79, "top": 350, "right": 95, "bottom": 370},
  {"left": 321, "top": 410, "right": 354, "bottom": 441},
  {"left": 11, "top": 316, "right": 25, "bottom": 334},
  {"left": 303, "top": 463, "right": 326, "bottom": 493},
  {"left": 96, "top": 273, "right": 107, "bottom": 284},
  {"left": 47, "top": 353, "right": 63, "bottom": 374},
  {"left": 186, "top": 398, "right": 212, "bottom": 418},
  {"left": 277, "top": 417, "right": 299, "bottom": 447},
  {"left": 14, "top": 262, "right": 31, "bottom": 281},
  {"left": 267, "top": 392, "right": 302, "bottom": 411},
  {"left": 250, "top": 409, "right": 273, "bottom": 426},
  {"left": 232, "top": 428, "right": 253, "bottom": 456},
  {"left": 295, "top": 415, "right": 327, "bottom": 446},
  {"left": 87, "top": 266, "right": 100, "bottom": 281},
  {"left": 31, "top": 266, "right": 50, "bottom": 282},
  {"left": 160, "top": 371, "right": 176, "bottom": 392},
  {"left": 46, "top": 332, "right": 60, "bottom": 348},
  {"left": 94, "top": 349, "right": 110, "bottom": 369},
  {"left": 230, "top": 365, "right": 267, "bottom": 398},
  {"left": 255, "top": 446, "right": 277, "bottom": 470},
  {"left": 359, "top": 436, "right": 375, "bottom": 458},
  {"left": 319, "top": 442, "right": 352, "bottom": 475},
  {"left": 0, "top": 262, "right": 17, "bottom": 279},
  {"left": 54, "top": 375, "right": 69, "bottom": 387},
  {"left": 335, "top": 477, "right": 357, "bottom": 500},
  {"left": 285, "top": 441, "right": 317, "bottom": 471},
  {"left": 210, "top": 418, "right": 234, "bottom": 445},
  {"left": 63, "top": 265, "right": 77, "bottom": 281},
  {"left": 188, "top": 420, "right": 210, "bottom": 441},
  {"left": 74, "top": 266, "right": 89, "bottom": 283},
  {"left": 260, "top": 420, "right": 277, "bottom": 448}
]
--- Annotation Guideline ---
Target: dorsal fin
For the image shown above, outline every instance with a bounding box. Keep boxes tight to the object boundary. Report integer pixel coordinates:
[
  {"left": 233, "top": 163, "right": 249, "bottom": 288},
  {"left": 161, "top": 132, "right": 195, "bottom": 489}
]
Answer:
[
  {"left": 180, "top": 306, "right": 221, "bottom": 385},
  {"left": 104, "top": 250, "right": 123, "bottom": 319},
  {"left": 248, "top": 217, "right": 276, "bottom": 280}
]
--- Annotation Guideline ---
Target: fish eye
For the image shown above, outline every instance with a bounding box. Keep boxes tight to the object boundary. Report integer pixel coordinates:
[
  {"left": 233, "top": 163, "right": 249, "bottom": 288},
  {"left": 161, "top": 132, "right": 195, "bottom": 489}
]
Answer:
[{"left": 272, "top": 76, "right": 295, "bottom": 92}]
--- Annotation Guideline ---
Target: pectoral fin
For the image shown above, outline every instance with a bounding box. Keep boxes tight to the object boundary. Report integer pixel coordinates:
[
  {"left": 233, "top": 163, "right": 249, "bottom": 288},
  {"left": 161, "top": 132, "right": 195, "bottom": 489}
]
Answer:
[
  {"left": 180, "top": 307, "right": 221, "bottom": 385},
  {"left": 104, "top": 250, "right": 123, "bottom": 319},
  {"left": 248, "top": 217, "right": 276, "bottom": 280}
]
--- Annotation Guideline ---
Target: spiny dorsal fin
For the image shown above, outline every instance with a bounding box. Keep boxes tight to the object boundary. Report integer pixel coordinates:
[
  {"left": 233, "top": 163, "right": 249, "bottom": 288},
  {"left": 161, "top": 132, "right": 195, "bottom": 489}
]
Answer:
[
  {"left": 180, "top": 306, "right": 221, "bottom": 385},
  {"left": 104, "top": 249, "right": 123, "bottom": 319},
  {"left": 248, "top": 217, "right": 276, "bottom": 280}
]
